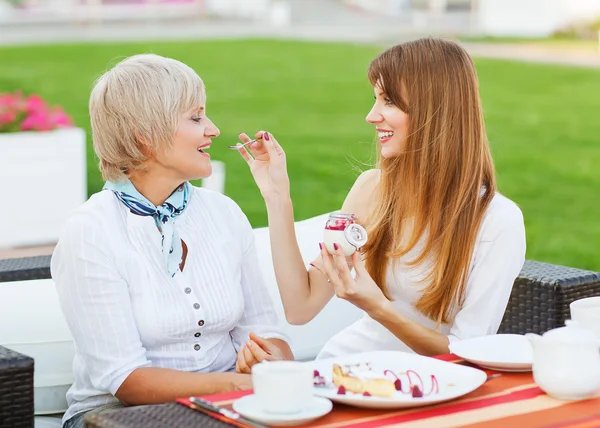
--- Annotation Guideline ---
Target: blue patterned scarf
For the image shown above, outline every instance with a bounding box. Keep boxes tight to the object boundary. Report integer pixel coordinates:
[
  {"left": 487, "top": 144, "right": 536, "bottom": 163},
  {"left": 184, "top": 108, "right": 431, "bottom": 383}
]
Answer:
[{"left": 103, "top": 179, "right": 191, "bottom": 277}]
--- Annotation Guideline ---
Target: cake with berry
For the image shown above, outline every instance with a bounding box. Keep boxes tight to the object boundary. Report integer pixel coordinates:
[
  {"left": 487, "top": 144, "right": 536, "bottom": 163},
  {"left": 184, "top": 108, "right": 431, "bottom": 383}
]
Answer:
[
  {"left": 316, "top": 363, "right": 439, "bottom": 398},
  {"left": 332, "top": 363, "right": 397, "bottom": 397}
]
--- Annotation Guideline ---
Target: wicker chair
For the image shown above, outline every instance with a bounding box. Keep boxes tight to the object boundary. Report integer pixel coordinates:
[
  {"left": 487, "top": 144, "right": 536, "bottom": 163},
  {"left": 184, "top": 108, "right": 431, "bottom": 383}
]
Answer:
[
  {"left": 0, "top": 255, "right": 51, "bottom": 283},
  {"left": 0, "top": 346, "right": 34, "bottom": 428},
  {"left": 499, "top": 259, "right": 600, "bottom": 334},
  {"left": 85, "top": 402, "right": 233, "bottom": 428}
]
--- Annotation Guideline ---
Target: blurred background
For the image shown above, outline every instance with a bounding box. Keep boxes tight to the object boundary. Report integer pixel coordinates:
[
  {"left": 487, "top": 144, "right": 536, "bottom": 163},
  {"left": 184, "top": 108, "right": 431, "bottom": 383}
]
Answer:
[{"left": 1, "top": 0, "right": 599, "bottom": 271}]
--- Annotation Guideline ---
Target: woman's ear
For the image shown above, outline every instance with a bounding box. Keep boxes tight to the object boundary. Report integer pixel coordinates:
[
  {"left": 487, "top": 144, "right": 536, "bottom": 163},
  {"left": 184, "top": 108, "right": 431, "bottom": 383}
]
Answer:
[{"left": 134, "top": 131, "right": 156, "bottom": 159}]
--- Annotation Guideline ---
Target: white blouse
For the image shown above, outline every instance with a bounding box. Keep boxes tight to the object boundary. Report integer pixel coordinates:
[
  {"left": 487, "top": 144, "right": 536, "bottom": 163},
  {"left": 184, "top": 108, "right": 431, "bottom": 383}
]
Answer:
[
  {"left": 51, "top": 186, "right": 288, "bottom": 424},
  {"left": 317, "top": 192, "right": 526, "bottom": 359}
]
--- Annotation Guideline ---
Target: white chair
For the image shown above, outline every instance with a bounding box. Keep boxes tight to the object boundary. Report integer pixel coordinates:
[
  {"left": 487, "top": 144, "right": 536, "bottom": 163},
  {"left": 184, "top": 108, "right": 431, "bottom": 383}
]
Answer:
[{"left": 0, "top": 278, "right": 74, "bottom": 420}]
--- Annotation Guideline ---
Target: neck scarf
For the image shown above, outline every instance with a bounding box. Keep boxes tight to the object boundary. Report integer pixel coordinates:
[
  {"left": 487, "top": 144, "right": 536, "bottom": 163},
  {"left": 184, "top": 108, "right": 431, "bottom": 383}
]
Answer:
[{"left": 103, "top": 179, "right": 190, "bottom": 277}]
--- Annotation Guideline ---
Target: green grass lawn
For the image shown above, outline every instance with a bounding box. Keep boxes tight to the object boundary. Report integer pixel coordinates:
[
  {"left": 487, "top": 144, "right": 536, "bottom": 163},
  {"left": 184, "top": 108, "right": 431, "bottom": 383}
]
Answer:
[{"left": 1, "top": 39, "right": 599, "bottom": 270}]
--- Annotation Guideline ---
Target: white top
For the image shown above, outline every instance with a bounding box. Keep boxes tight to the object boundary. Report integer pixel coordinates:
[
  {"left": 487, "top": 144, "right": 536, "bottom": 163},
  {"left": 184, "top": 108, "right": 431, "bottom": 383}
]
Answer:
[
  {"left": 51, "top": 186, "right": 288, "bottom": 424},
  {"left": 317, "top": 192, "right": 526, "bottom": 359}
]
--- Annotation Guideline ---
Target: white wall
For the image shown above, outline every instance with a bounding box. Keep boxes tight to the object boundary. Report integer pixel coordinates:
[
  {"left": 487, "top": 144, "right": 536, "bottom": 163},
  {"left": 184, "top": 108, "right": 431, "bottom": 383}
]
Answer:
[
  {"left": 343, "top": 0, "right": 410, "bottom": 15},
  {"left": 204, "top": 0, "right": 269, "bottom": 19},
  {"left": 203, "top": 0, "right": 290, "bottom": 26},
  {"left": 562, "top": 0, "right": 600, "bottom": 24},
  {"left": 346, "top": 0, "right": 600, "bottom": 37},
  {"left": 477, "top": 0, "right": 600, "bottom": 37}
]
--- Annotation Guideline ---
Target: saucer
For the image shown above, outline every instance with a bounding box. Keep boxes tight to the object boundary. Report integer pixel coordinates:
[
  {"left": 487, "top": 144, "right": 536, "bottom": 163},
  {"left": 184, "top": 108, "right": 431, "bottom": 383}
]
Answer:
[{"left": 232, "top": 395, "right": 333, "bottom": 426}]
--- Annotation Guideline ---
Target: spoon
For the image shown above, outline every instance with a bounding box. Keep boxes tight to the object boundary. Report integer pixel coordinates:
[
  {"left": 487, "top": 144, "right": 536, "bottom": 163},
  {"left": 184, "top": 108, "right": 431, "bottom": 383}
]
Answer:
[{"left": 228, "top": 137, "right": 262, "bottom": 150}]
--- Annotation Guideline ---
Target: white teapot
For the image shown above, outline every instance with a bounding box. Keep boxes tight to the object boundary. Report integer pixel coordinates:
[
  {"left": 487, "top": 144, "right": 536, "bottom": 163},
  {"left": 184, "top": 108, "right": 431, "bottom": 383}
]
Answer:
[{"left": 526, "top": 322, "right": 600, "bottom": 400}]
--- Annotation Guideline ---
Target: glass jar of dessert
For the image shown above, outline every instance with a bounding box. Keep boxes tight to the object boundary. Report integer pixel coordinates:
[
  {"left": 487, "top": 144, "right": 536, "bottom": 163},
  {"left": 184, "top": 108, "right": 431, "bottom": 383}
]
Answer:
[{"left": 323, "top": 211, "right": 368, "bottom": 256}]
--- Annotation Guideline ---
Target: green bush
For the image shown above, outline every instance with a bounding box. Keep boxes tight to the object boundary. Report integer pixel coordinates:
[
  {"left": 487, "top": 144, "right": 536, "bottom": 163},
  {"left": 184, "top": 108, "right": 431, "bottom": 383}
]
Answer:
[{"left": 553, "top": 17, "right": 600, "bottom": 40}]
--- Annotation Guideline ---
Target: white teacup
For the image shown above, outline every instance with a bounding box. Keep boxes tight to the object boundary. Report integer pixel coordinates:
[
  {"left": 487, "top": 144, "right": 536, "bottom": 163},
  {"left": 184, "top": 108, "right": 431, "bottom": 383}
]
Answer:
[
  {"left": 570, "top": 297, "right": 600, "bottom": 339},
  {"left": 251, "top": 361, "right": 314, "bottom": 414}
]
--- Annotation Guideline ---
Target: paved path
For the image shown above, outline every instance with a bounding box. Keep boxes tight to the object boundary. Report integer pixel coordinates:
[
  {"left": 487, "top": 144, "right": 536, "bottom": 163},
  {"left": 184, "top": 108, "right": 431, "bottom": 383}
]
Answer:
[
  {"left": 463, "top": 42, "right": 600, "bottom": 69},
  {"left": 2, "top": 18, "right": 599, "bottom": 69}
]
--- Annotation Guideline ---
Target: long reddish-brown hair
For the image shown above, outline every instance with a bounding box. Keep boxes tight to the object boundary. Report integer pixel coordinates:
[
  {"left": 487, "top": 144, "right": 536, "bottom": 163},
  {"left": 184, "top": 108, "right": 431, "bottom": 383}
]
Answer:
[{"left": 362, "top": 38, "right": 496, "bottom": 325}]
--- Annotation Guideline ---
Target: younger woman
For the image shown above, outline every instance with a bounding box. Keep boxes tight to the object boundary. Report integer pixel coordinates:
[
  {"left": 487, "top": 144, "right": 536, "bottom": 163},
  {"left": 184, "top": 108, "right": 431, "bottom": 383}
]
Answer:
[{"left": 237, "top": 38, "right": 526, "bottom": 358}]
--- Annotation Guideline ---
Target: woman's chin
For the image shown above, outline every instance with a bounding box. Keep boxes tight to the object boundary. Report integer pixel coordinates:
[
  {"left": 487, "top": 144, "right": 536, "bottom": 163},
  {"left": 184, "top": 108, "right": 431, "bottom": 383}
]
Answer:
[
  {"left": 380, "top": 146, "right": 401, "bottom": 159},
  {"left": 185, "top": 166, "right": 212, "bottom": 182}
]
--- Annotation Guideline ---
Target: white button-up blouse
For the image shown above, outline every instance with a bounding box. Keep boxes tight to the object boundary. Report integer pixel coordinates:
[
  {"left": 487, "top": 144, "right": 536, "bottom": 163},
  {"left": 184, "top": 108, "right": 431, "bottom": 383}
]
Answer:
[{"left": 51, "top": 186, "right": 288, "bottom": 424}]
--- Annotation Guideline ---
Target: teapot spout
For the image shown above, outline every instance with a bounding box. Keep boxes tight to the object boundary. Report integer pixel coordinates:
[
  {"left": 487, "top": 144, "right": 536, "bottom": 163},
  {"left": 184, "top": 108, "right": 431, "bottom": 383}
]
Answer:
[{"left": 525, "top": 332, "right": 543, "bottom": 350}]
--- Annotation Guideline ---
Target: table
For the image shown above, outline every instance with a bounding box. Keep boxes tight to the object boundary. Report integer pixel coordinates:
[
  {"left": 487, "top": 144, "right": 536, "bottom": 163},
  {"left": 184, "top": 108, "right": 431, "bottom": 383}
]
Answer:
[{"left": 85, "top": 354, "right": 600, "bottom": 428}]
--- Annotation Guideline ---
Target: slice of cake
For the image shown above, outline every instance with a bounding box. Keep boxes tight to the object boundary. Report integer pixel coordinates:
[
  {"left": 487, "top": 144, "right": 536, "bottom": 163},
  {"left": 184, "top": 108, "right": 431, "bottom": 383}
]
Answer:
[
  {"left": 331, "top": 363, "right": 397, "bottom": 397},
  {"left": 328, "top": 363, "right": 440, "bottom": 398}
]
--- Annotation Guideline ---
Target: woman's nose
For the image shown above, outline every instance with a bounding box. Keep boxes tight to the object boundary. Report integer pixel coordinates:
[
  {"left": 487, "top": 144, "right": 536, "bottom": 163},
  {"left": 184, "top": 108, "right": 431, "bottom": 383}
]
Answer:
[
  {"left": 366, "top": 105, "right": 383, "bottom": 124},
  {"left": 205, "top": 118, "right": 220, "bottom": 137}
]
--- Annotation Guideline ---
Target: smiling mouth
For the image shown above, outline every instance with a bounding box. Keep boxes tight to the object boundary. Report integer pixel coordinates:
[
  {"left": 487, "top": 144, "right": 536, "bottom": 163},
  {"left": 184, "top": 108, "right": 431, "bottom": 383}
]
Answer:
[
  {"left": 377, "top": 130, "right": 394, "bottom": 140},
  {"left": 197, "top": 144, "right": 211, "bottom": 154}
]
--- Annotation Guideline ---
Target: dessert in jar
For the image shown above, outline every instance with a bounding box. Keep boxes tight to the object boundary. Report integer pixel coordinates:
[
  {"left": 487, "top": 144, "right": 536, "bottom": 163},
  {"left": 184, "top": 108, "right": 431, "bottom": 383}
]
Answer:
[{"left": 323, "top": 211, "right": 368, "bottom": 256}]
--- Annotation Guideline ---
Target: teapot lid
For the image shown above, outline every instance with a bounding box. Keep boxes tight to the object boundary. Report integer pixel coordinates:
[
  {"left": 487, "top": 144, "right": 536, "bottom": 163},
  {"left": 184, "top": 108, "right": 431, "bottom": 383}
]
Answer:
[{"left": 542, "top": 321, "right": 597, "bottom": 344}]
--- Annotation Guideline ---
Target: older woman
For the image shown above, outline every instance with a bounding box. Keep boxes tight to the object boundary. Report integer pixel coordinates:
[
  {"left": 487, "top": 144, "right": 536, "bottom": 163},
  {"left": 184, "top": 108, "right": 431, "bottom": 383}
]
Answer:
[{"left": 51, "top": 54, "right": 293, "bottom": 428}]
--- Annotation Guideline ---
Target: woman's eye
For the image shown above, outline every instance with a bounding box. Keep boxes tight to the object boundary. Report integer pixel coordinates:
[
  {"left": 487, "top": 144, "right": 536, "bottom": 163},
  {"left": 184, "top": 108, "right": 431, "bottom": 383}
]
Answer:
[
  {"left": 384, "top": 97, "right": 393, "bottom": 105},
  {"left": 191, "top": 117, "right": 202, "bottom": 123}
]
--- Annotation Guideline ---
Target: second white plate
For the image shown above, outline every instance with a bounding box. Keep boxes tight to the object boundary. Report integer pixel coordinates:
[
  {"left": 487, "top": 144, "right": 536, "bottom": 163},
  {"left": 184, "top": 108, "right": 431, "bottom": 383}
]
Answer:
[{"left": 449, "top": 334, "right": 533, "bottom": 372}]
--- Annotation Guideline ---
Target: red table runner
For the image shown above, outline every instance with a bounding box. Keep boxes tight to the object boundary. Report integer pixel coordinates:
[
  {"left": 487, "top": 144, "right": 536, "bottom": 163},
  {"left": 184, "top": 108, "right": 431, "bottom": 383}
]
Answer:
[{"left": 178, "top": 354, "right": 600, "bottom": 428}]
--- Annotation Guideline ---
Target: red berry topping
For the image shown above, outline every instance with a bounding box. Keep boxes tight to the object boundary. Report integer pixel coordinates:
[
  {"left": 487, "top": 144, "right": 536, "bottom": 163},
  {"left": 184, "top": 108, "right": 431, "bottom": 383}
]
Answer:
[
  {"left": 363, "top": 392, "right": 371, "bottom": 397},
  {"left": 313, "top": 370, "right": 320, "bottom": 377},
  {"left": 411, "top": 385, "right": 423, "bottom": 398},
  {"left": 337, "top": 386, "right": 346, "bottom": 395},
  {"left": 313, "top": 376, "right": 326, "bottom": 386}
]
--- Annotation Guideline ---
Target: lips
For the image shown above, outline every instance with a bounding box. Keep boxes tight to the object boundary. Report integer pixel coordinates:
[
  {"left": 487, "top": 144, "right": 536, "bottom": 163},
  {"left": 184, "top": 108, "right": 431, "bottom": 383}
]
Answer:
[
  {"left": 197, "top": 142, "right": 211, "bottom": 157},
  {"left": 376, "top": 129, "right": 394, "bottom": 143}
]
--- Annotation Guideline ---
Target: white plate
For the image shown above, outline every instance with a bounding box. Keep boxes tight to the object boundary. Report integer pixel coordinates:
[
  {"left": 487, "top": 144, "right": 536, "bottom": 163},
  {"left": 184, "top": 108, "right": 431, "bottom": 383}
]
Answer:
[
  {"left": 449, "top": 334, "right": 533, "bottom": 372},
  {"left": 232, "top": 395, "right": 332, "bottom": 426},
  {"left": 311, "top": 351, "right": 487, "bottom": 409}
]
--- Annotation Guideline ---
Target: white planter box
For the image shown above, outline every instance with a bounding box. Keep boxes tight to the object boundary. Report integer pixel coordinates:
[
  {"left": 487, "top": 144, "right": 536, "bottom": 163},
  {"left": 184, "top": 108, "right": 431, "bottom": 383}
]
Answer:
[{"left": 0, "top": 128, "right": 87, "bottom": 248}]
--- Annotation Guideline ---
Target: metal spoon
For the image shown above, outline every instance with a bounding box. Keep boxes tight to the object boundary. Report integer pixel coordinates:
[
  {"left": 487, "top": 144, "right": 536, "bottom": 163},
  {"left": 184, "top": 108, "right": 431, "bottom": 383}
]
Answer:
[{"left": 228, "top": 137, "right": 262, "bottom": 150}]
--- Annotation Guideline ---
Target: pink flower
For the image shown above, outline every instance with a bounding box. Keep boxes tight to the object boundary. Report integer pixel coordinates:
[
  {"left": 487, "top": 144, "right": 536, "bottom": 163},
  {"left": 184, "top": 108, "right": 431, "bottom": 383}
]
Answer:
[
  {"left": 0, "top": 111, "right": 16, "bottom": 125},
  {"left": 21, "top": 112, "right": 53, "bottom": 131},
  {"left": 25, "top": 94, "right": 47, "bottom": 114},
  {"left": 50, "top": 106, "right": 73, "bottom": 127},
  {"left": 0, "top": 90, "right": 74, "bottom": 132},
  {"left": 0, "top": 93, "right": 19, "bottom": 110}
]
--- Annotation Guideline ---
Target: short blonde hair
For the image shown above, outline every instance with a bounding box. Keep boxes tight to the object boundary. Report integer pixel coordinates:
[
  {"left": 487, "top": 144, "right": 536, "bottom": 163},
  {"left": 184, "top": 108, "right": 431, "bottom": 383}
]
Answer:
[{"left": 90, "top": 54, "right": 206, "bottom": 182}]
